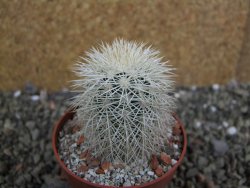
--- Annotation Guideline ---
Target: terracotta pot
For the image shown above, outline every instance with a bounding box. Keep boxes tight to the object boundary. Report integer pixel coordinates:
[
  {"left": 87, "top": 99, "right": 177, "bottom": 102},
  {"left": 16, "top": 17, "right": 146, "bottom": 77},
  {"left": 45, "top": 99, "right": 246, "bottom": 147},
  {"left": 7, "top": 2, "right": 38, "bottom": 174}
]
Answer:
[{"left": 52, "top": 111, "right": 187, "bottom": 188}]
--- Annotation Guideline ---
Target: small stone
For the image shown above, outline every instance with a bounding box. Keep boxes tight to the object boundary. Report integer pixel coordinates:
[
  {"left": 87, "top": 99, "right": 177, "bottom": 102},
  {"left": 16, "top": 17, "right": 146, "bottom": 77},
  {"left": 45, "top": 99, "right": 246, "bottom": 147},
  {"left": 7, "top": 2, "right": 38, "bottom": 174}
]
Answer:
[
  {"left": 96, "top": 168, "right": 105, "bottom": 174},
  {"left": 15, "top": 163, "right": 23, "bottom": 172},
  {"left": 13, "top": 90, "right": 21, "bottom": 98},
  {"left": 79, "top": 150, "right": 90, "bottom": 160},
  {"left": 222, "top": 121, "right": 229, "bottom": 128},
  {"left": 123, "top": 180, "right": 132, "bottom": 186},
  {"left": 23, "top": 173, "right": 32, "bottom": 181},
  {"left": 19, "top": 134, "right": 31, "bottom": 145},
  {"left": 210, "top": 106, "right": 217, "bottom": 113},
  {"left": 212, "top": 84, "right": 220, "bottom": 91},
  {"left": 241, "top": 106, "right": 248, "bottom": 113},
  {"left": 205, "top": 179, "right": 215, "bottom": 188},
  {"left": 3, "top": 148, "right": 12, "bottom": 156},
  {"left": 174, "top": 93, "right": 180, "bottom": 98},
  {"left": 211, "top": 139, "right": 229, "bottom": 156},
  {"left": 25, "top": 121, "right": 35, "bottom": 130},
  {"left": 33, "top": 154, "right": 41, "bottom": 164},
  {"left": 155, "top": 166, "right": 164, "bottom": 177},
  {"left": 160, "top": 152, "right": 171, "bottom": 165},
  {"left": 195, "top": 121, "right": 202, "bottom": 128},
  {"left": 171, "top": 159, "right": 177, "bottom": 165},
  {"left": 31, "top": 95, "right": 40, "bottom": 101},
  {"left": 196, "top": 173, "right": 206, "bottom": 182},
  {"left": 245, "top": 154, "right": 250, "bottom": 162},
  {"left": 186, "top": 168, "right": 198, "bottom": 178},
  {"left": 173, "top": 144, "right": 178, "bottom": 149},
  {"left": 217, "top": 169, "right": 225, "bottom": 179},
  {"left": 77, "top": 165, "right": 89, "bottom": 173},
  {"left": 4, "top": 119, "right": 15, "bottom": 131},
  {"left": 147, "top": 171, "right": 154, "bottom": 176},
  {"left": 88, "top": 169, "right": 96, "bottom": 176},
  {"left": 227, "top": 127, "right": 237, "bottom": 136},
  {"left": 215, "top": 158, "right": 225, "bottom": 168},
  {"left": 101, "top": 161, "right": 111, "bottom": 171},
  {"left": 150, "top": 155, "right": 159, "bottom": 170},
  {"left": 15, "top": 176, "right": 25, "bottom": 186},
  {"left": 139, "top": 170, "right": 145, "bottom": 175},
  {"left": 42, "top": 175, "right": 69, "bottom": 188},
  {"left": 31, "top": 129, "right": 40, "bottom": 140},
  {"left": 197, "top": 156, "right": 208, "bottom": 168}
]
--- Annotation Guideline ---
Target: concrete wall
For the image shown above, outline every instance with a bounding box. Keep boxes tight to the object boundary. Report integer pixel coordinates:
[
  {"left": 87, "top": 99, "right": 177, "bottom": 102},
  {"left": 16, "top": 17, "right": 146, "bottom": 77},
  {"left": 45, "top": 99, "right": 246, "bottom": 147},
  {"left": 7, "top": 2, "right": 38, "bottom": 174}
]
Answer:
[{"left": 0, "top": 0, "right": 249, "bottom": 91}]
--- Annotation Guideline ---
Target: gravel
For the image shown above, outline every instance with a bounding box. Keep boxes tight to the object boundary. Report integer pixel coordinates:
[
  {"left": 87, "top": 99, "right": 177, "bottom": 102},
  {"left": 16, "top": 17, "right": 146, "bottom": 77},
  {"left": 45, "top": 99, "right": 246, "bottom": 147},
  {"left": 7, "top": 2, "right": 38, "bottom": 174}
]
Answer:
[
  {"left": 57, "top": 114, "right": 182, "bottom": 186},
  {"left": 0, "top": 82, "right": 249, "bottom": 187}
]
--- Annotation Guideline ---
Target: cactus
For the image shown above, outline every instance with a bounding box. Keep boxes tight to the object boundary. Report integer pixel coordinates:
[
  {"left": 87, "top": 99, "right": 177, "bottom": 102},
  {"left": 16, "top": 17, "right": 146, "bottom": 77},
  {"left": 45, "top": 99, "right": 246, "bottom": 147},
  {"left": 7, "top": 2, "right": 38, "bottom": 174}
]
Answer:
[{"left": 71, "top": 39, "right": 176, "bottom": 164}]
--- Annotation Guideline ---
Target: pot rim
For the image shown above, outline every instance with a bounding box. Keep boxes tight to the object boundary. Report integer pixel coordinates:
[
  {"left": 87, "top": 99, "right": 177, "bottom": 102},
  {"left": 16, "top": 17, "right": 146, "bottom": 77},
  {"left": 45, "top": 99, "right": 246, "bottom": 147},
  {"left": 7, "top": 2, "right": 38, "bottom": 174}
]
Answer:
[{"left": 52, "top": 110, "right": 187, "bottom": 188}]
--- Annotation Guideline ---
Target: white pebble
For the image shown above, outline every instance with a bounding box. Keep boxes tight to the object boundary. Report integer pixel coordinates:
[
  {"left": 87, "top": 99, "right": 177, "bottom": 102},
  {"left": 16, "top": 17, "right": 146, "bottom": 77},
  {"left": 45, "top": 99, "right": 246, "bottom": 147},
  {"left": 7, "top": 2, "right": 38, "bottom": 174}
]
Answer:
[
  {"left": 88, "top": 169, "right": 96, "bottom": 176},
  {"left": 203, "top": 103, "right": 208, "bottom": 109},
  {"left": 31, "top": 95, "right": 40, "bottom": 101},
  {"left": 212, "top": 84, "right": 220, "bottom": 91},
  {"left": 223, "top": 121, "right": 229, "bottom": 128},
  {"left": 195, "top": 121, "right": 201, "bottom": 128},
  {"left": 13, "top": 90, "right": 21, "bottom": 98},
  {"left": 174, "top": 93, "right": 180, "bottom": 98},
  {"left": 210, "top": 106, "right": 217, "bottom": 112},
  {"left": 147, "top": 171, "right": 154, "bottom": 176},
  {"left": 123, "top": 181, "right": 132, "bottom": 186},
  {"left": 171, "top": 159, "right": 177, "bottom": 165},
  {"left": 173, "top": 144, "right": 178, "bottom": 149},
  {"left": 227, "top": 127, "right": 237, "bottom": 136}
]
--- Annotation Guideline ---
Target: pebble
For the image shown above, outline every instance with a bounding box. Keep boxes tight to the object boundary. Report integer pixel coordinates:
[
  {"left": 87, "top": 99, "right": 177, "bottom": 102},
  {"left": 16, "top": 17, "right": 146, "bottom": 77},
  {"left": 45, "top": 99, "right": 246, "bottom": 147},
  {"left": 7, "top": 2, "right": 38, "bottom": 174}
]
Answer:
[
  {"left": 210, "top": 106, "right": 217, "bottom": 113},
  {"left": 25, "top": 121, "right": 35, "bottom": 130},
  {"left": 31, "top": 129, "right": 40, "bottom": 140},
  {"left": 33, "top": 154, "right": 41, "bottom": 164},
  {"left": 186, "top": 168, "right": 198, "bottom": 178},
  {"left": 174, "top": 93, "right": 180, "bottom": 98},
  {"left": 171, "top": 159, "right": 177, "bottom": 165},
  {"left": 212, "top": 84, "right": 220, "bottom": 91},
  {"left": 123, "top": 180, "right": 132, "bottom": 186},
  {"left": 0, "top": 84, "right": 249, "bottom": 187},
  {"left": 197, "top": 156, "right": 208, "bottom": 168},
  {"left": 147, "top": 171, "right": 154, "bottom": 176},
  {"left": 226, "top": 126, "right": 237, "bottom": 136},
  {"left": 13, "top": 90, "right": 21, "bottom": 98},
  {"left": 195, "top": 121, "right": 202, "bottom": 128},
  {"left": 211, "top": 139, "right": 229, "bottom": 156},
  {"left": 222, "top": 121, "right": 229, "bottom": 128},
  {"left": 4, "top": 119, "right": 15, "bottom": 131},
  {"left": 31, "top": 95, "right": 40, "bottom": 101}
]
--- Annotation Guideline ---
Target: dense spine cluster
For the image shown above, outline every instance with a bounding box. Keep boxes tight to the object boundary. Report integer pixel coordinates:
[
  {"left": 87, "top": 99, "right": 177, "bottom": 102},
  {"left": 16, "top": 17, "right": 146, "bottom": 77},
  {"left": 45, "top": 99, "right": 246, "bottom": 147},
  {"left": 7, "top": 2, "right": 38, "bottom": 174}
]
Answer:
[{"left": 71, "top": 39, "right": 176, "bottom": 164}]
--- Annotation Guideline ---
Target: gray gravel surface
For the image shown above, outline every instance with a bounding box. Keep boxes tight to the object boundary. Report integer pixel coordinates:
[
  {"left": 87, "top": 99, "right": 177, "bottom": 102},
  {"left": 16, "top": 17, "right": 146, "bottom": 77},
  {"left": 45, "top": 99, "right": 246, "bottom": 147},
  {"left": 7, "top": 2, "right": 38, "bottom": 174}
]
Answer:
[{"left": 0, "top": 83, "right": 249, "bottom": 188}]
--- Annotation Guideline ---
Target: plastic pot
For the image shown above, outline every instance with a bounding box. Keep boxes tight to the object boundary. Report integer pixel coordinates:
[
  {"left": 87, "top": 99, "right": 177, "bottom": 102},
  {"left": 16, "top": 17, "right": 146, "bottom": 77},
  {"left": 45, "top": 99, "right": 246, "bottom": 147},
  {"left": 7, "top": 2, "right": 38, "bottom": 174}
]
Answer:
[{"left": 52, "top": 111, "right": 187, "bottom": 188}]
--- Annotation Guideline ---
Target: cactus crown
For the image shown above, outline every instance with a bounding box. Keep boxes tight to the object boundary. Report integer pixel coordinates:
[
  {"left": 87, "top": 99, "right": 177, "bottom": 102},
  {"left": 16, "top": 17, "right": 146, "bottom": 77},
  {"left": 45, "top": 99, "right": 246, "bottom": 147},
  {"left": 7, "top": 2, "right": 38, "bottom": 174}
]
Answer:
[{"left": 71, "top": 39, "right": 176, "bottom": 164}]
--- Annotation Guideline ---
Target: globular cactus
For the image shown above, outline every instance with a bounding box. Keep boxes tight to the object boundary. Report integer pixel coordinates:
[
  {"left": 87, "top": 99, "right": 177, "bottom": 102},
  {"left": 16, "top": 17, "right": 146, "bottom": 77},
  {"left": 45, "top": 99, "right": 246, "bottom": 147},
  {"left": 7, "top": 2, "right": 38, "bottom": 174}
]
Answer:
[{"left": 71, "top": 39, "right": 176, "bottom": 164}]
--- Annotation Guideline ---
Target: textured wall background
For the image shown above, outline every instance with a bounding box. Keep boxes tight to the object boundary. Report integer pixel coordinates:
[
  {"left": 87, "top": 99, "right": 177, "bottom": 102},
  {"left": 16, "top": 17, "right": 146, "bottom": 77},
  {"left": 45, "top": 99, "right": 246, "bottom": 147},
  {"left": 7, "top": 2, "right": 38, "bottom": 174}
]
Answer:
[{"left": 0, "top": 0, "right": 249, "bottom": 91}]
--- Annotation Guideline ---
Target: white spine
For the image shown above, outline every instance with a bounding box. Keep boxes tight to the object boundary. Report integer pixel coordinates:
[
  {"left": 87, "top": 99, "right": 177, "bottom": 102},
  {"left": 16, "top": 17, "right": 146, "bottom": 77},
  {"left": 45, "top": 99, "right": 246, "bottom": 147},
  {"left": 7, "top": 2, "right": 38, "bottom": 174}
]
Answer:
[{"left": 71, "top": 39, "right": 176, "bottom": 164}]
